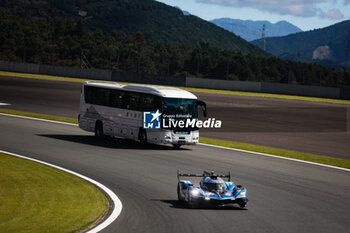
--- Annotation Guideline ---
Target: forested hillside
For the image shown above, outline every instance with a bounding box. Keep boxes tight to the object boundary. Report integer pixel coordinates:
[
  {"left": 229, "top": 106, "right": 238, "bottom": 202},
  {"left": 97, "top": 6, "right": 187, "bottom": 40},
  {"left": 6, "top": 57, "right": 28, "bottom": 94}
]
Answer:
[
  {"left": 0, "top": 0, "right": 265, "bottom": 55},
  {"left": 251, "top": 20, "right": 350, "bottom": 68},
  {"left": 1, "top": 10, "right": 349, "bottom": 88}
]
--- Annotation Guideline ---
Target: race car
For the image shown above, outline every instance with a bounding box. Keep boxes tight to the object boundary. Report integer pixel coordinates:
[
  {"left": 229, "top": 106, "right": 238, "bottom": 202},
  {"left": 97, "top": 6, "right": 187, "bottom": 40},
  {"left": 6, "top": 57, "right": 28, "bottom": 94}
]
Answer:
[{"left": 177, "top": 170, "right": 248, "bottom": 208}]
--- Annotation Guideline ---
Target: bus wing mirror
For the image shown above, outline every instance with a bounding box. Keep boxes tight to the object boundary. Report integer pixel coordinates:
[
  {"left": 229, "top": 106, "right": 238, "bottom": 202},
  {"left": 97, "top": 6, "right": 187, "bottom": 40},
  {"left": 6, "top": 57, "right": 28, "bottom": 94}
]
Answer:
[{"left": 197, "top": 100, "right": 207, "bottom": 118}]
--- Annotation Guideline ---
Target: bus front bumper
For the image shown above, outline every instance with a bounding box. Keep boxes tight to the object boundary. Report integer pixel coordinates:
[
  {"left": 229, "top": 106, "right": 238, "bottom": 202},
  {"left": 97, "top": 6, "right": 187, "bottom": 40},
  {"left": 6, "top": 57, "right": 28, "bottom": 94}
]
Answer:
[{"left": 162, "top": 130, "right": 199, "bottom": 145}]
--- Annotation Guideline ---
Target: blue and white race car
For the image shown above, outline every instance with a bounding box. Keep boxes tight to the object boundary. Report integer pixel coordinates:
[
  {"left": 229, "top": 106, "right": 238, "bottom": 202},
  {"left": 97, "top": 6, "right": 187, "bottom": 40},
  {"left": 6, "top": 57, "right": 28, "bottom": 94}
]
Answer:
[{"left": 177, "top": 171, "right": 248, "bottom": 208}]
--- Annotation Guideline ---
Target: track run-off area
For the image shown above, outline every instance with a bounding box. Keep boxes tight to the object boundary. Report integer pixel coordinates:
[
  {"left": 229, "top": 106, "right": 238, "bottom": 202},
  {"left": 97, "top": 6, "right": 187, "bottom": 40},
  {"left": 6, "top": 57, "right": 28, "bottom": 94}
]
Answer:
[{"left": 0, "top": 114, "right": 349, "bottom": 233}]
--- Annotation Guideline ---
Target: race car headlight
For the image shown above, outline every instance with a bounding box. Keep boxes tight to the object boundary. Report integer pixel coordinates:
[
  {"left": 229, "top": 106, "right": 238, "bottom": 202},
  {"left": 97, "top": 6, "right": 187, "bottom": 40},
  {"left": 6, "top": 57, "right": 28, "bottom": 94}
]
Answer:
[
  {"left": 164, "top": 135, "right": 171, "bottom": 139},
  {"left": 237, "top": 191, "right": 246, "bottom": 198},
  {"left": 191, "top": 189, "right": 200, "bottom": 196},
  {"left": 192, "top": 136, "right": 199, "bottom": 140}
]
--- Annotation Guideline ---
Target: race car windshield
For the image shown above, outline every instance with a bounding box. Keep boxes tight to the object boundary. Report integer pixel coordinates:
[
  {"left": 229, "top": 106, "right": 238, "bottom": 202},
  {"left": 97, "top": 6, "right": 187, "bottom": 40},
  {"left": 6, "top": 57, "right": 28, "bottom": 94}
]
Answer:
[{"left": 202, "top": 182, "right": 226, "bottom": 192}]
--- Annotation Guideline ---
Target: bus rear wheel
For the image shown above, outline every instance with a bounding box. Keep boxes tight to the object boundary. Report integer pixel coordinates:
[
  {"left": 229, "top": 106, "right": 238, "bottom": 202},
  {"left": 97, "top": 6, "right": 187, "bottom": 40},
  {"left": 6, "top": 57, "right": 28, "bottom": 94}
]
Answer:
[
  {"left": 95, "top": 121, "right": 104, "bottom": 137},
  {"left": 139, "top": 129, "right": 147, "bottom": 144}
]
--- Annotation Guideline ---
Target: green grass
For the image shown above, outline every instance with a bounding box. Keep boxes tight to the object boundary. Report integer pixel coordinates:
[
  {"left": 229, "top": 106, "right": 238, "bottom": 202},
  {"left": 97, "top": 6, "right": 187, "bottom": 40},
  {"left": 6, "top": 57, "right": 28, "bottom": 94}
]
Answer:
[
  {"left": 1, "top": 108, "right": 349, "bottom": 169},
  {"left": 0, "top": 152, "right": 108, "bottom": 233},
  {"left": 199, "top": 137, "right": 350, "bottom": 169},
  {"left": 1, "top": 70, "right": 350, "bottom": 105},
  {"left": 182, "top": 87, "right": 350, "bottom": 105},
  {"left": 0, "top": 70, "right": 88, "bottom": 83},
  {"left": 0, "top": 108, "right": 78, "bottom": 124}
]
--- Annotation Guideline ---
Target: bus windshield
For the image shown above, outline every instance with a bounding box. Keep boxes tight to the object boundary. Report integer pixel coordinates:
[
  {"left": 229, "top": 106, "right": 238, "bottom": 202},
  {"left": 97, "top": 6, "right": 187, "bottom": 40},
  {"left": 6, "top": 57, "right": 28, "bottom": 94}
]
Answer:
[{"left": 162, "top": 98, "right": 197, "bottom": 118}]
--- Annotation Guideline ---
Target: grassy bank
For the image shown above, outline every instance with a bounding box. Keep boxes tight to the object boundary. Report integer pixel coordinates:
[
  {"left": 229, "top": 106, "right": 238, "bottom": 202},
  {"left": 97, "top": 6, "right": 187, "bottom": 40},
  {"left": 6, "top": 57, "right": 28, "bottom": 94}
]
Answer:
[
  {"left": 1, "top": 70, "right": 350, "bottom": 105},
  {"left": 0, "top": 108, "right": 78, "bottom": 124},
  {"left": 199, "top": 137, "right": 350, "bottom": 169},
  {"left": 1, "top": 108, "right": 348, "bottom": 169},
  {"left": 0, "top": 152, "right": 108, "bottom": 233}
]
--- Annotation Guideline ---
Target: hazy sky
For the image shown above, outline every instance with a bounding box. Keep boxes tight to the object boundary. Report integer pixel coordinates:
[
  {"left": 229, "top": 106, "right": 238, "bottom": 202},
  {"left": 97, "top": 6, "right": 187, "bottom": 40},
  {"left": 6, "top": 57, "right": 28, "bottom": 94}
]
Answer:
[{"left": 156, "top": 0, "right": 350, "bottom": 31}]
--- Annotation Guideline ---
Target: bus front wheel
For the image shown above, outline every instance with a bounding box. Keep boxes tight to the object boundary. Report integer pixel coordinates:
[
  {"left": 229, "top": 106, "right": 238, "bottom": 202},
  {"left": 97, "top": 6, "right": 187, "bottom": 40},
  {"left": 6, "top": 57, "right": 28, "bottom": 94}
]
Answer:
[{"left": 95, "top": 121, "right": 104, "bottom": 137}]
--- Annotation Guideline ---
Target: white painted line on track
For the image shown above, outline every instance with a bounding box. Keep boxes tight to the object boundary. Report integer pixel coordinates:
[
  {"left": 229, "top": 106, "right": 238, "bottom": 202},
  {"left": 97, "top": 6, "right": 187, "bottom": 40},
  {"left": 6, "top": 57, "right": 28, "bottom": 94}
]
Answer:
[
  {"left": 0, "top": 149, "right": 122, "bottom": 233},
  {"left": 0, "top": 112, "right": 77, "bottom": 126},
  {"left": 0, "top": 112, "right": 349, "bottom": 172},
  {"left": 199, "top": 143, "right": 350, "bottom": 172},
  {"left": 0, "top": 102, "right": 11, "bottom": 106}
]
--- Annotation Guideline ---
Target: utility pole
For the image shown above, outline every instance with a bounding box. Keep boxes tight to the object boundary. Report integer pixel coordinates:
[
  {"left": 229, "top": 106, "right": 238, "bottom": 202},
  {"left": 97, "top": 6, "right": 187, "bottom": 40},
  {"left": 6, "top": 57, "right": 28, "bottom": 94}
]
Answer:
[
  {"left": 81, "top": 52, "right": 91, "bottom": 69},
  {"left": 226, "top": 62, "right": 229, "bottom": 80},
  {"left": 261, "top": 24, "right": 266, "bottom": 51}
]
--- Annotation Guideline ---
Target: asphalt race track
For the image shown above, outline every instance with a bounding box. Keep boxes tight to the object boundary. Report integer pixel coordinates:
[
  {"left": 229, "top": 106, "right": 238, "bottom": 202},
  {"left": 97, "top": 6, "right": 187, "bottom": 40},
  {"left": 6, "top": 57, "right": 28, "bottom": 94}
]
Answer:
[
  {"left": 1, "top": 75, "right": 350, "bottom": 159},
  {"left": 0, "top": 115, "right": 349, "bottom": 233}
]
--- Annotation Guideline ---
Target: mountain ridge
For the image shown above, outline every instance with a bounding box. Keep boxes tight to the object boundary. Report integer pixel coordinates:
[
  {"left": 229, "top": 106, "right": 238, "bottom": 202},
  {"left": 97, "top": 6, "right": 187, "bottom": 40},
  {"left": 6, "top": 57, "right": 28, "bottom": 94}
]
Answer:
[
  {"left": 211, "top": 18, "right": 302, "bottom": 41},
  {"left": 251, "top": 19, "right": 350, "bottom": 67}
]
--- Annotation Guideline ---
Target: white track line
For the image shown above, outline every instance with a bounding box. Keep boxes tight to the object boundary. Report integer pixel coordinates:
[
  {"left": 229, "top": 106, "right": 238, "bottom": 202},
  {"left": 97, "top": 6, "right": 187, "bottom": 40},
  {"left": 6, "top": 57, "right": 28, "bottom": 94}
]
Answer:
[
  {"left": 0, "top": 102, "right": 11, "bottom": 106},
  {"left": 199, "top": 143, "right": 350, "bottom": 172},
  {"left": 0, "top": 112, "right": 76, "bottom": 126},
  {"left": 0, "top": 150, "right": 122, "bottom": 233},
  {"left": 0, "top": 112, "right": 349, "bottom": 172}
]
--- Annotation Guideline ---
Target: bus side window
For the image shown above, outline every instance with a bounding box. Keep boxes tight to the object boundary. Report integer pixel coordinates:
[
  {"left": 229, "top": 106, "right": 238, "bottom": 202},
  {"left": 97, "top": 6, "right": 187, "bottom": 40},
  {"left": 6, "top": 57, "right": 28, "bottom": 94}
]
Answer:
[
  {"left": 110, "top": 90, "right": 124, "bottom": 108},
  {"left": 122, "top": 93, "right": 129, "bottom": 109},
  {"left": 154, "top": 96, "right": 162, "bottom": 111},
  {"left": 140, "top": 94, "right": 156, "bottom": 111},
  {"left": 84, "top": 86, "right": 89, "bottom": 103},
  {"left": 85, "top": 86, "right": 95, "bottom": 104},
  {"left": 95, "top": 88, "right": 110, "bottom": 106},
  {"left": 128, "top": 92, "right": 140, "bottom": 111}
]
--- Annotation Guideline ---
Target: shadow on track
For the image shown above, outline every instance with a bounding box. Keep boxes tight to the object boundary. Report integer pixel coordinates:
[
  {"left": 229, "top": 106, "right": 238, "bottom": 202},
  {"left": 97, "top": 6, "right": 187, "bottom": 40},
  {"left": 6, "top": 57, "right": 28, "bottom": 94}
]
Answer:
[
  {"left": 154, "top": 199, "right": 247, "bottom": 210},
  {"left": 38, "top": 134, "right": 191, "bottom": 150}
]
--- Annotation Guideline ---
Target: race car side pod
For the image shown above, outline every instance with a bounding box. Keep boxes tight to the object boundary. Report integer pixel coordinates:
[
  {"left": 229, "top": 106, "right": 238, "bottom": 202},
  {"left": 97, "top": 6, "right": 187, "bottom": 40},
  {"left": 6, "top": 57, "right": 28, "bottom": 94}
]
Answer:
[{"left": 177, "top": 170, "right": 231, "bottom": 181}]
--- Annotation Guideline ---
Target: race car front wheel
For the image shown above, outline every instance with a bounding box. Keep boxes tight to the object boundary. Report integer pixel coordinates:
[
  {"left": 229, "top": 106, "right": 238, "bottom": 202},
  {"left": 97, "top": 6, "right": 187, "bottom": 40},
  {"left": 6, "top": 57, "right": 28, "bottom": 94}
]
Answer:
[
  {"left": 238, "top": 199, "right": 247, "bottom": 208},
  {"left": 186, "top": 191, "right": 196, "bottom": 208},
  {"left": 177, "top": 184, "right": 183, "bottom": 201}
]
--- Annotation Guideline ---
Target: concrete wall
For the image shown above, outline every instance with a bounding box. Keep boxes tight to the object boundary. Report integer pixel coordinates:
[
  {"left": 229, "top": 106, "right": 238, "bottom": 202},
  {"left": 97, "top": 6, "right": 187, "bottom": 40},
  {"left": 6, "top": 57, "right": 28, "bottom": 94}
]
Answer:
[
  {"left": 1, "top": 60, "right": 350, "bottom": 100},
  {"left": 340, "top": 88, "right": 350, "bottom": 100},
  {"left": 186, "top": 77, "right": 261, "bottom": 92},
  {"left": 0, "top": 60, "right": 112, "bottom": 80},
  {"left": 261, "top": 82, "right": 340, "bottom": 99},
  {"left": 111, "top": 71, "right": 186, "bottom": 86},
  {"left": 0, "top": 60, "right": 40, "bottom": 74},
  {"left": 39, "top": 64, "right": 112, "bottom": 80}
]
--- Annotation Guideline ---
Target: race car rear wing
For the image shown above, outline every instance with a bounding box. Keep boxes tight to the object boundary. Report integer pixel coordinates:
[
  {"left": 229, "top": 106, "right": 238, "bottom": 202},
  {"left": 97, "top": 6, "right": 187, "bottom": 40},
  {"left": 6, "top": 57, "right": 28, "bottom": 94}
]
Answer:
[{"left": 177, "top": 170, "right": 231, "bottom": 181}]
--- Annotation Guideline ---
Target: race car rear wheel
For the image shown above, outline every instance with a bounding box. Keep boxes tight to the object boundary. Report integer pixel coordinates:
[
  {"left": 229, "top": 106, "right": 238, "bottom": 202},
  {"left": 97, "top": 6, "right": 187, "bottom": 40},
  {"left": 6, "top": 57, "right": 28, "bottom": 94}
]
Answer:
[{"left": 177, "top": 184, "right": 184, "bottom": 202}]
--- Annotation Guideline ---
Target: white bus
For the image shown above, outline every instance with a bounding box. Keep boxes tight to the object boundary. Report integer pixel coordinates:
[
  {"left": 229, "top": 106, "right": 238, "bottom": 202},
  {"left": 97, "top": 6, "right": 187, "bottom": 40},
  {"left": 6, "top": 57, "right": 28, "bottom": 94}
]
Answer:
[{"left": 78, "top": 81, "right": 207, "bottom": 148}]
